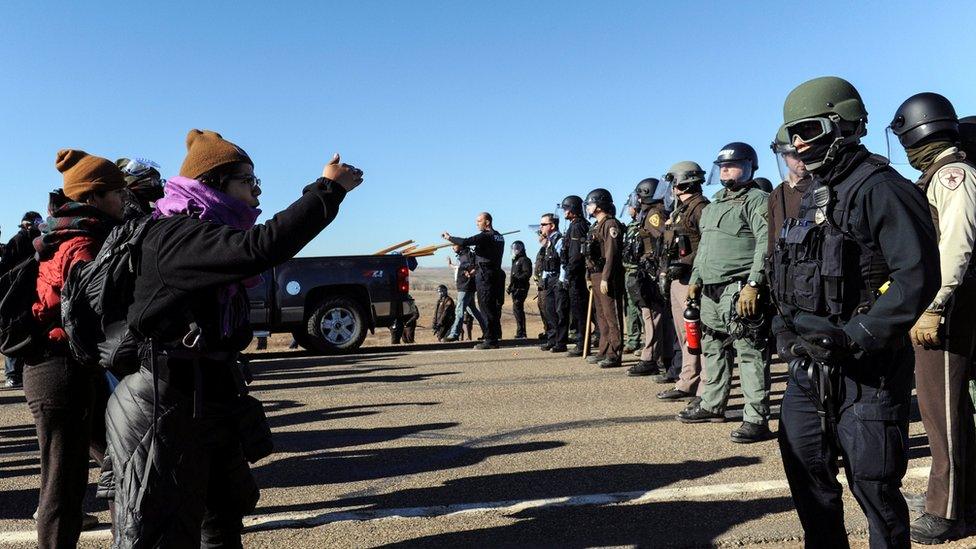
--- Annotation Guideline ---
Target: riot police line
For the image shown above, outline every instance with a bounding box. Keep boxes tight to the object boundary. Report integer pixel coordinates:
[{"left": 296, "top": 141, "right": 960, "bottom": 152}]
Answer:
[
  {"left": 526, "top": 78, "right": 976, "bottom": 548},
  {"left": 1, "top": 76, "right": 975, "bottom": 548}
]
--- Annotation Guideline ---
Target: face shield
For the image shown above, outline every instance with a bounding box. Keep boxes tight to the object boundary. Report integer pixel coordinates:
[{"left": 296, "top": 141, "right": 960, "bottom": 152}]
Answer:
[
  {"left": 625, "top": 192, "right": 640, "bottom": 219},
  {"left": 585, "top": 201, "right": 598, "bottom": 218},
  {"left": 706, "top": 160, "right": 753, "bottom": 189},
  {"left": 773, "top": 142, "right": 812, "bottom": 189},
  {"left": 884, "top": 125, "right": 911, "bottom": 167}
]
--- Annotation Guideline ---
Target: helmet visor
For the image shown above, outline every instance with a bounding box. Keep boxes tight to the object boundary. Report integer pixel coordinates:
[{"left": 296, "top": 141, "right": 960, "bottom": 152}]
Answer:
[
  {"left": 884, "top": 125, "right": 911, "bottom": 167},
  {"left": 774, "top": 143, "right": 811, "bottom": 186},
  {"left": 706, "top": 160, "right": 753, "bottom": 188}
]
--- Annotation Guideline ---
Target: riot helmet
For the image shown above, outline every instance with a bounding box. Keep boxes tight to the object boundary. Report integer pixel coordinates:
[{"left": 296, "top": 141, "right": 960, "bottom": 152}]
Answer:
[
  {"left": 778, "top": 76, "right": 868, "bottom": 172},
  {"left": 625, "top": 191, "right": 640, "bottom": 219},
  {"left": 770, "top": 138, "right": 811, "bottom": 187},
  {"left": 561, "top": 195, "right": 584, "bottom": 218},
  {"left": 889, "top": 92, "right": 959, "bottom": 149},
  {"left": 584, "top": 188, "right": 614, "bottom": 218},
  {"left": 754, "top": 177, "right": 773, "bottom": 193},
  {"left": 511, "top": 240, "right": 525, "bottom": 256},
  {"left": 664, "top": 161, "right": 705, "bottom": 195},
  {"left": 707, "top": 142, "right": 758, "bottom": 188},
  {"left": 635, "top": 177, "right": 667, "bottom": 204}
]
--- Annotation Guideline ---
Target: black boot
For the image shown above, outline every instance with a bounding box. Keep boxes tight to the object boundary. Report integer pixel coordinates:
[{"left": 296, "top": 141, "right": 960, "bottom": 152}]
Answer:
[
  {"left": 911, "top": 513, "right": 966, "bottom": 544},
  {"left": 598, "top": 357, "right": 623, "bottom": 368},
  {"left": 586, "top": 354, "right": 605, "bottom": 364},
  {"left": 730, "top": 421, "right": 773, "bottom": 444},
  {"left": 566, "top": 347, "right": 584, "bottom": 357},
  {"left": 656, "top": 388, "right": 694, "bottom": 401},
  {"left": 677, "top": 403, "right": 725, "bottom": 423},
  {"left": 627, "top": 360, "right": 660, "bottom": 377}
]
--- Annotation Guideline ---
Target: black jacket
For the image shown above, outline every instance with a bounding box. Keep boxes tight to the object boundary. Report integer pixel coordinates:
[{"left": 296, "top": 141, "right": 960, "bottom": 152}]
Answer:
[
  {"left": 509, "top": 253, "right": 532, "bottom": 292},
  {"left": 0, "top": 226, "right": 39, "bottom": 274},
  {"left": 128, "top": 178, "right": 347, "bottom": 350},
  {"left": 561, "top": 218, "right": 590, "bottom": 275},
  {"left": 455, "top": 249, "right": 476, "bottom": 292},
  {"left": 449, "top": 229, "right": 504, "bottom": 272}
]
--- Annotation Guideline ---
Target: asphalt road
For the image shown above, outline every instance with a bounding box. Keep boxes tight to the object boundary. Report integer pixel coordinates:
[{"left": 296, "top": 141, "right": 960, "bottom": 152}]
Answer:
[{"left": 2, "top": 343, "right": 975, "bottom": 548}]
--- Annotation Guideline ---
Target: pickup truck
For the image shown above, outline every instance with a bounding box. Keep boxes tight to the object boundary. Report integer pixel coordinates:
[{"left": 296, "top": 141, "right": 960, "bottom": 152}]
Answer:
[{"left": 247, "top": 254, "right": 415, "bottom": 352}]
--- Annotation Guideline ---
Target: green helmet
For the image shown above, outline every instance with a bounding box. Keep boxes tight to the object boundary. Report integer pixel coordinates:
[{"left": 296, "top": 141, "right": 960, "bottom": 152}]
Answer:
[
  {"left": 665, "top": 161, "right": 705, "bottom": 189},
  {"left": 778, "top": 76, "right": 868, "bottom": 171},
  {"left": 782, "top": 76, "right": 868, "bottom": 125}
]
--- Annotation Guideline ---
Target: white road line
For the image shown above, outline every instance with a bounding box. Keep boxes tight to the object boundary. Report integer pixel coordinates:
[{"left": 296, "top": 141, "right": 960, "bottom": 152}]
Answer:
[{"left": 0, "top": 466, "right": 931, "bottom": 543}]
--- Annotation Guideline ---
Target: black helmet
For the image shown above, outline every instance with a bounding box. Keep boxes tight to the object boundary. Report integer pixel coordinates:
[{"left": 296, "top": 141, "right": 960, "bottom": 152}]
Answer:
[
  {"left": 889, "top": 92, "right": 959, "bottom": 148},
  {"left": 714, "top": 142, "right": 759, "bottom": 172},
  {"left": 561, "top": 195, "right": 583, "bottom": 216},
  {"left": 584, "top": 188, "right": 614, "bottom": 218},
  {"left": 754, "top": 177, "right": 773, "bottom": 193},
  {"left": 634, "top": 178, "right": 662, "bottom": 205},
  {"left": 511, "top": 240, "right": 525, "bottom": 255},
  {"left": 22, "top": 211, "right": 42, "bottom": 224},
  {"left": 708, "top": 142, "right": 758, "bottom": 188}
]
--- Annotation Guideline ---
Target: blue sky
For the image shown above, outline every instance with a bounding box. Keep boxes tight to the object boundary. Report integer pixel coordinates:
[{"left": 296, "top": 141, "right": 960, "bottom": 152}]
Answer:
[{"left": 2, "top": 1, "right": 974, "bottom": 266}]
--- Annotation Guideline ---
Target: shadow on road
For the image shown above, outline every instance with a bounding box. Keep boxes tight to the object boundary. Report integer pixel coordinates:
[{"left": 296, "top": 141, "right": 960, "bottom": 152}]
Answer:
[
  {"left": 250, "top": 371, "right": 461, "bottom": 393},
  {"left": 379, "top": 495, "right": 796, "bottom": 548},
  {"left": 272, "top": 422, "right": 460, "bottom": 453},
  {"left": 266, "top": 402, "right": 440, "bottom": 429}
]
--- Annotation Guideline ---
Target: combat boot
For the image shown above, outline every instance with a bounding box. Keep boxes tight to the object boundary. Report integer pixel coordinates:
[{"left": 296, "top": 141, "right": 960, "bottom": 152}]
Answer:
[
  {"left": 627, "top": 360, "right": 660, "bottom": 377},
  {"left": 540, "top": 343, "right": 553, "bottom": 351},
  {"left": 685, "top": 396, "right": 702, "bottom": 411},
  {"left": 911, "top": 513, "right": 966, "bottom": 545},
  {"left": 586, "top": 354, "right": 605, "bottom": 364},
  {"left": 598, "top": 357, "right": 623, "bottom": 368},
  {"left": 566, "top": 347, "right": 584, "bottom": 357},
  {"left": 656, "top": 388, "right": 693, "bottom": 401},
  {"left": 622, "top": 343, "right": 639, "bottom": 354},
  {"left": 677, "top": 403, "right": 725, "bottom": 423},
  {"left": 474, "top": 341, "right": 499, "bottom": 350},
  {"left": 550, "top": 345, "right": 568, "bottom": 353},
  {"left": 730, "top": 421, "right": 773, "bottom": 444}
]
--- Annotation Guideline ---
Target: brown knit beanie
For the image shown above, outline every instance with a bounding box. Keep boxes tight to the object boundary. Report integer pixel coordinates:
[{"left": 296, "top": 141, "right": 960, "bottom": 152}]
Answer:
[
  {"left": 56, "top": 149, "right": 125, "bottom": 201},
  {"left": 178, "top": 129, "right": 253, "bottom": 179}
]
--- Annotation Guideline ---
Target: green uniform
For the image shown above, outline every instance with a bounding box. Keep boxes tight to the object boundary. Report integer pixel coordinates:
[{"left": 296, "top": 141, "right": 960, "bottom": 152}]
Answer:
[
  {"left": 622, "top": 220, "right": 643, "bottom": 349},
  {"left": 690, "top": 184, "right": 770, "bottom": 425}
]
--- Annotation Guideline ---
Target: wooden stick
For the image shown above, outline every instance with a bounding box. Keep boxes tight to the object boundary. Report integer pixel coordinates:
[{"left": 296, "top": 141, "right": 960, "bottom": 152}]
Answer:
[
  {"left": 401, "top": 245, "right": 418, "bottom": 254},
  {"left": 374, "top": 240, "right": 414, "bottom": 255},
  {"left": 583, "top": 285, "right": 594, "bottom": 358}
]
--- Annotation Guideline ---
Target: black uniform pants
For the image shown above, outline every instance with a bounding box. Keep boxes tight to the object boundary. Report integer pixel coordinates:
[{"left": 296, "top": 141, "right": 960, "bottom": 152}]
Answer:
[
  {"left": 511, "top": 289, "right": 528, "bottom": 337},
  {"left": 779, "top": 352, "right": 912, "bottom": 549},
  {"left": 476, "top": 267, "right": 503, "bottom": 343},
  {"left": 543, "top": 277, "right": 569, "bottom": 347},
  {"left": 566, "top": 270, "right": 588, "bottom": 350},
  {"left": 23, "top": 354, "right": 107, "bottom": 549}
]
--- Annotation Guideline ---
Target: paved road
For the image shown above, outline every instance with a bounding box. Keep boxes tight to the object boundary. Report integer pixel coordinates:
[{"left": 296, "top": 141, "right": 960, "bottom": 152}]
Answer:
[{"left": 1, "top": 344, "right": 974, "bottom": 548}]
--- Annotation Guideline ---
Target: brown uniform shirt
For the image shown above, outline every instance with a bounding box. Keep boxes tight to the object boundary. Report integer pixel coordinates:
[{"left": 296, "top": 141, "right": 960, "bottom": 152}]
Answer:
[
  {"left": 766, "top": 181, "right": 806, "bottom": 256},
  {"left": 638, "top": 203, "right": 668, "bottom": 262},
  {"left": 663, "top": 193, "right": 708, "bottom": 267},
  {"left": 587, "top": 215, "right": 625, "bottom": 285}
]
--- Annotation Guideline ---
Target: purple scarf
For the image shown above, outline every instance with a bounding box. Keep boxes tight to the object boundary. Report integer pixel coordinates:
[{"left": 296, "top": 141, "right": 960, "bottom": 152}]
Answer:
[
  {"left": 154, "top": 176, "right": 262, "bottom": 337},
  {"left": 154, "top": 176, "right": 260, "bottom": 230}
]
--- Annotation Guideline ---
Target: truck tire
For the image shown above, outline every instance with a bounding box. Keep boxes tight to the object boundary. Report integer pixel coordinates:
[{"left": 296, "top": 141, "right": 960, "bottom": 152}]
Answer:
[{"left": 305, "top": 296, "right": 367, "bottom": 352}]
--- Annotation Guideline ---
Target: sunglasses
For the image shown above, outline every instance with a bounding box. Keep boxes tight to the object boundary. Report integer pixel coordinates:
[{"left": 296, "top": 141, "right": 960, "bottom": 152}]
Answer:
[{"left": 539, "top": 222, "right": 553, "bottom": 226}]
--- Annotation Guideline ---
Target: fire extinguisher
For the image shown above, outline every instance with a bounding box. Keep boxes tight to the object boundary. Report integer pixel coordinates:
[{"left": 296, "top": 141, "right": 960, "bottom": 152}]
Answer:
[{"left": 684, "top": 301, "right": 702, "bottom": 355}]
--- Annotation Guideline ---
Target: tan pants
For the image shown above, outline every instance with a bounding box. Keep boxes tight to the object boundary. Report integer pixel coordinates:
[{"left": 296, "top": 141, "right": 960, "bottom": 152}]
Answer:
[
  {"left": 639, "top": 303, "right": 665, "bottom": 363},
  {"left": 670, "top": 279, "right": 704, "bottom": 395}
]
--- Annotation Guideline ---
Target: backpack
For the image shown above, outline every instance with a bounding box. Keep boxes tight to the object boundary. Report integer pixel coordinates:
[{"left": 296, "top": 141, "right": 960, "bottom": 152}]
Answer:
[
  {"left": 62, "top": 216, "right": 152, "bottom": 375},
  {"left": 0, "top": 255, "right": 42, "bottom": 357}
]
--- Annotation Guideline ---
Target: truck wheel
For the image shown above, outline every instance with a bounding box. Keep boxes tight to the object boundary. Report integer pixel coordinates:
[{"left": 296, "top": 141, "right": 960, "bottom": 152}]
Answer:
[{"left": 306, "top": 297, "right": 367, "bottom": 352}]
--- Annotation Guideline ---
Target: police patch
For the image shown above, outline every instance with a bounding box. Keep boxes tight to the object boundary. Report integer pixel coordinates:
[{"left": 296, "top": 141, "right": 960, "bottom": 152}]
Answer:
[
  {"left": 609, "top": 227, "right": 619, "bottom": 238},
  {"left": 938, "top": 167, "right": 966, "bottom": 190},
  {"left": 650, "top": 213, "right": 661, "bottom": 227}
]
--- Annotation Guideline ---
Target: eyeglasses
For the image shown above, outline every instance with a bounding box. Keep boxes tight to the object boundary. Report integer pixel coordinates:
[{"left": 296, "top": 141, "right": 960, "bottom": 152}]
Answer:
[
  {"left": 539, "top": 222, "right": 553, "bottom": 227},
  {"left": 225, "top": 175, "right": 262, "bottom": 189}
]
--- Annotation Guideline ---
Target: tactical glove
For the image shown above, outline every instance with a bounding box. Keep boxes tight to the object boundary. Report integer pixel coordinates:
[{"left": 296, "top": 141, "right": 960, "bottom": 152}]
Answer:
[
  {"left": 793, "top": 315, "right": 855, "bottom": 362},
  {"left": 736, "top": 285, "right": 760, "bottom": 318},
  {"left": 775, "top": 331, "right": 801, "bottom": 362},
  {"left": 910, "top": 311, "right": 942, "bottom": 349},
  {"left": 687, "top": 283, "right": 701, "bottom": 302}
]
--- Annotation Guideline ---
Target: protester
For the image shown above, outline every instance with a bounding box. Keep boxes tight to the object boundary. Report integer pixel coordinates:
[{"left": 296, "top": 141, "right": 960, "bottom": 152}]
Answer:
[
  {"left": 104, "top": 129, "right": 363, "bottom": 547},
  {"left": 432, "top": 285, "right": 456, "bottom": 341},
  {"left": 23, "top": 150, "right": 125, "bottom": 548},
  {"left": 1, "top": 211, "right": 42, "bottom": 388}
]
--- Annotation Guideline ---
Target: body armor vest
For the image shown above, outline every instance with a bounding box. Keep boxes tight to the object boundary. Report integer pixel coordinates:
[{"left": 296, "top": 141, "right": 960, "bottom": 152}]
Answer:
[
  {"left": 771, "top": 154, "right": 891, "bottom": 320},
  {"left": 585, "top": 225, "right": 603, "bottom": 271},
  {"left": 622, "top": 223, "right": 643, "bottom": 266},
  {"left": 542, "top": 233, "right": 562, "bottom": 274}
]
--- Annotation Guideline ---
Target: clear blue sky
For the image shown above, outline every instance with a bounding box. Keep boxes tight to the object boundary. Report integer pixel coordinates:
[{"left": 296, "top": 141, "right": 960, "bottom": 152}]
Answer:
[{"left": 2, "top": 1, "right": 974, "bottom": 266}]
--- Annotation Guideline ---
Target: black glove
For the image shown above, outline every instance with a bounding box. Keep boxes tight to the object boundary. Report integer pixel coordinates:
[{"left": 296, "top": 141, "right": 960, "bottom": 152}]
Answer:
[{"left": 792, "top": 314, "right": 855, "bottom": 362}]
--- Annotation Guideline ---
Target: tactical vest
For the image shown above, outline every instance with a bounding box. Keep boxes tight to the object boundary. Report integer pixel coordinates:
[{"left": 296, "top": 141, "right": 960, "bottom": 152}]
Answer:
[
  {"left": 585, "top": 223, "right": 604, "bottom": 271},
  {"left": 560, "top": 218, "right": 590, "bottom": 267},
  {"left": 771, "top": 154, "right": 891, "bottom": 319},
  {"left": 542, "top": 233, "right": 562, "bottom": 274},
  {"left": 622, "top": 222, "right": 643, "bottom": 266}
]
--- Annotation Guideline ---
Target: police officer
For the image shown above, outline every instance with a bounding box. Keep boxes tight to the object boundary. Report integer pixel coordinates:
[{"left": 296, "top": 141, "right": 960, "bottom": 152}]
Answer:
[
  {"left": 508, "top": 240, "right": 533, "bottom": 339},
  {"left": 584, "top": 189, "right": 625, "bottom": 368},
  {"left": 889, "top": 92, "right": 976, "bottom": 544},
  {"left": 538, "top": 214, "right": 569, "bottom": 352},
  {"left": 772, "top": 76, "right": 940, "bottom": 548},
  {"left": 628, "top": 178, "right": 671, "bottom": 376},
  {"left": 656, "top": 162, "right": 710, "bottom": 401},
  {"left": 533, "top": 234, "right": 550, "bottom": 340},
  {"left": 560, "top": 195, "right": 592, "bottom": 357},
  {"left": 621, "top": 194, "right": 645, "bottom": 357},
  {"left": 444, "top": 212, "right": 505, "bottom": 349},
  {"left": 679, "top": 142, "right": 772, "bottom": 445}
]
